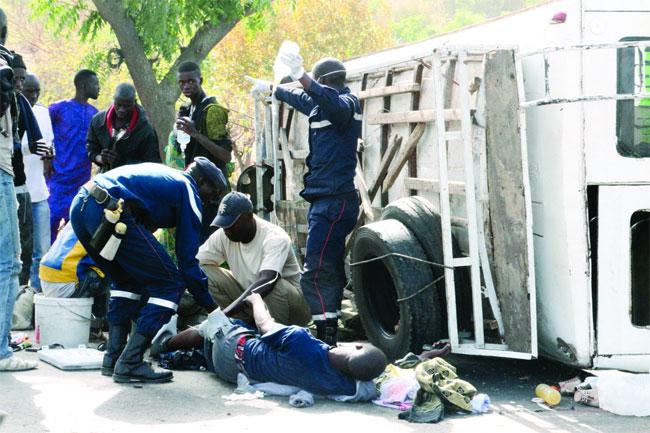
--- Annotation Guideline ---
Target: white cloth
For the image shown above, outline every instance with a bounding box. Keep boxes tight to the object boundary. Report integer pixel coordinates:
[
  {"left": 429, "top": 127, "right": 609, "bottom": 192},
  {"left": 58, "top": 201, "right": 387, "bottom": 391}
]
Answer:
[
  {"left": 0, "top": 107, "right": 13, "bottom": 176},
  {"left": 41, "top": 280, "right": 76, "bottom": 298},
  {"left": 590, "top": 374, "right": 650, "bottom": 416},
  {"left": 197, "top": 215, "right": 300, "bottom": 288},
  {"left": 21, "top": 104, "right": 53, "bottom": 202},
  {"left": 234, "top": 372, "right": 377, "bottom": 406}
]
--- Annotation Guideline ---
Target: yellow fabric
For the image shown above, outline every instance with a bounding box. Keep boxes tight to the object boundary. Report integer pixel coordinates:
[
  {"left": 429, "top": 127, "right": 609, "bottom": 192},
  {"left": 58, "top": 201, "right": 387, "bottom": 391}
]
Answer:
[
  {"left": 39, "top": 241, "right": 104, "bottom": 283},
  {"left": 204, "top": 103, "right": 229, "bottom": 140}
]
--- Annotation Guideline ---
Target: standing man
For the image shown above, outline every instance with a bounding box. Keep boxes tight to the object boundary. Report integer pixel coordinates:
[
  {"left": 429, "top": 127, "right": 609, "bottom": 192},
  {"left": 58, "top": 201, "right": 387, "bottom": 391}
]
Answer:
[
  {"left": 49, "top": 69, "right": 99, "bottom": 242},
  {"left": 69, "top": 157, "right": 227, "bottom": 384},
  {"left": 175, "top": 61, "right": 232, "bottom": 241},
  {"left": 253, "top": 52, "right": 361, "bottom": 345},
  {"left": 87, "top": 83, "right": 159, "bottom": 172},
  {"left": 0, "top": 7, "right": 37, "bottom": 371},
  {"left": 11, "top": 54, "right": 49, "bottom": 289},
  {"left": 196, "top": 192, "right": 310, "bottom": 328},
  {"left": 21, "top": 73, "right": 54, "bottom": 292}
]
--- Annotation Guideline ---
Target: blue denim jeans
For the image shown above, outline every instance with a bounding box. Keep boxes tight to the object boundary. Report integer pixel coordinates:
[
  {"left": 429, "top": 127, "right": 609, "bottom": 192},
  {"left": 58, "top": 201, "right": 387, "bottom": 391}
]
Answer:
[
  {"left": 30, "top": 200, "right": 51, "bottom": 291},
  {"left": 0, "top": 170, "right": 22, "bottom": 360}
]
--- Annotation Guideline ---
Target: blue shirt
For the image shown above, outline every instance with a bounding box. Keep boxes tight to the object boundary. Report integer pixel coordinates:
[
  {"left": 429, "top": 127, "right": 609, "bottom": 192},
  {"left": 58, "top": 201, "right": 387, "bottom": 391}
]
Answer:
[
  {"left": 243, "top": 326, "right": 357, "bottom": 396},
  {"left": 274, "top": 82, "right": 361, "bottom": 202},
  {"left": 48, "top": 99, "right": 97, "bottom": 189},
  {"left": 93, "top": 163, "right": 213, "bottom": 308}
]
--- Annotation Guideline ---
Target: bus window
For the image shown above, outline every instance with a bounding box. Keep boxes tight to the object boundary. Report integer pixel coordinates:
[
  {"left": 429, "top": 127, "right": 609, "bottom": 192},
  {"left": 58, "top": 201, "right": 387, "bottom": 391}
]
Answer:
[{"left": 616, "top": 37, "right": 650, "bottom": 158}]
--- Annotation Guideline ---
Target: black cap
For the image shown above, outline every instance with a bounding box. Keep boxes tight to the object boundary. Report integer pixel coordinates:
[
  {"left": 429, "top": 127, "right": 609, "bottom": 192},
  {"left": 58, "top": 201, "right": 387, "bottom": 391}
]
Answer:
[
  {"left": 211, "top": 191, "right": 253, "bottom": 228},
  {"left": 192, "top": 156, "right": 227, "bottom": 191}
]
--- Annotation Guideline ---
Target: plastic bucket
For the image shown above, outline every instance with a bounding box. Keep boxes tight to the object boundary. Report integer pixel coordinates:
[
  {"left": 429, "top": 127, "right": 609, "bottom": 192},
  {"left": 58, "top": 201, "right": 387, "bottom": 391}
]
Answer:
[{"left": 34, "top": 294, "right": 93, "bottom": 348}]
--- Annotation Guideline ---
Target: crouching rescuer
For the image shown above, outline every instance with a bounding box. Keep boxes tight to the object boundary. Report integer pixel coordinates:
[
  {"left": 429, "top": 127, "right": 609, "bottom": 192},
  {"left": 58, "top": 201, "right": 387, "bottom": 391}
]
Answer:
[{"left": 69, "top": 157, "right": 227, "bottom": 383}]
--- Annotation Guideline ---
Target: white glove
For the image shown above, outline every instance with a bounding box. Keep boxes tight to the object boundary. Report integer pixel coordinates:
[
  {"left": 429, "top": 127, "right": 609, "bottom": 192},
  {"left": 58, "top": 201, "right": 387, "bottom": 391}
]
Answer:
[
  {"left": 245, "top": 75, "right": 272, "bottom": 99},
  {"left": 279, "top": 52, "right": 305, "bottom": 80}
]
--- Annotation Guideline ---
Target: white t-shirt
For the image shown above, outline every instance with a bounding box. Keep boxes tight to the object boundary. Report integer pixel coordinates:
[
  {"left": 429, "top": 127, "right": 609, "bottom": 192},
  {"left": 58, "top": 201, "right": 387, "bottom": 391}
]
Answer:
[
  {"left": 197, "top": 215, "right": 301, "bottom": 288},
  {"left": 21, "top": 103, "right": 54, "bottom": 203}
]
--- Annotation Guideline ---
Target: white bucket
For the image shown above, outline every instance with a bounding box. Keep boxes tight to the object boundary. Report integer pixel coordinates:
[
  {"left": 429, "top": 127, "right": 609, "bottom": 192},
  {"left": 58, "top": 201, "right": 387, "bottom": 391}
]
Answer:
[{"left": 34, "top": 294, "right": 94, "bottom": 348}]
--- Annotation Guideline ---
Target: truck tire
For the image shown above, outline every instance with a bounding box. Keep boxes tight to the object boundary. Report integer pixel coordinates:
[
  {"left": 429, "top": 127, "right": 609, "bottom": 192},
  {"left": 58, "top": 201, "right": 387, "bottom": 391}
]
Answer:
[
  {"left": 351, "top": 219, "right": 442, "bottom": 360},
  {"left": 380, "top": 196, "right": 472, "bottom": 332}
]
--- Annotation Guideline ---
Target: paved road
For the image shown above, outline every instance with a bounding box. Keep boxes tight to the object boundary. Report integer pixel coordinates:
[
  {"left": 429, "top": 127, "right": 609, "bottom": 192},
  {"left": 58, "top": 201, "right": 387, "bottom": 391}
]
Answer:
[{"left": 1, "top": 341, "right": 647, "bottom": 433}]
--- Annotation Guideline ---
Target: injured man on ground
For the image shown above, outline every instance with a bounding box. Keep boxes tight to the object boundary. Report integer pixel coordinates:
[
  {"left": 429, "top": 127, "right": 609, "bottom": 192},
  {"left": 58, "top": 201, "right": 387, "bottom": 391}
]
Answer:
[{"left": 151, "top": 292, "right": 388, "bottom": 403}]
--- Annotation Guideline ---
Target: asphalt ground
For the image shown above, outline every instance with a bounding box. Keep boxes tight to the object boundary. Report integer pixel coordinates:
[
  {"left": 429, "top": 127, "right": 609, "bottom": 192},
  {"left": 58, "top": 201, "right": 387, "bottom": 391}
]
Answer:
[{"left": 1, "top": 335, "right": 648, "bottom": 433}]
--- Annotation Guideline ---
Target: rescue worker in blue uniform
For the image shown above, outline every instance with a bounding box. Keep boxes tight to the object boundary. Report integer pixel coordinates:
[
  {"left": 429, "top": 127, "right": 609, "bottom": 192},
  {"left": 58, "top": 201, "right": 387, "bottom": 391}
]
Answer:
[
  {"left": 69, "top": 157, "right": 227, "bottom": 383},
  {"left": 257, "top": 52, "right": 361, "bottom": 345}
]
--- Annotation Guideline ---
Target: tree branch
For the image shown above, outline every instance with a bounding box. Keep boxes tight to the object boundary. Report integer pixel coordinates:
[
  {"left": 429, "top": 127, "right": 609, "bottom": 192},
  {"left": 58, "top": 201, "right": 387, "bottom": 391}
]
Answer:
[
  {"left": 159, "top": 18, "right": 240, "bottom": 91},
  {"left": 91, "top": 0, "right": 158, "bottom": 103}
]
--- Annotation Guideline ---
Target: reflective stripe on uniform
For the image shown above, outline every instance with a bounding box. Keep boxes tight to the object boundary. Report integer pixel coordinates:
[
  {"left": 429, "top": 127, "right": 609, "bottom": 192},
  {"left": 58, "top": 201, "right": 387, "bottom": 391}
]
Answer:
[
  {"left": 148, "top": 297, "right": 178, "bottom": 311},
  {"left": 110, "top": 290, "right": 142, "bottom": 301},
  {"left": 310, "top": 119, "right": 332, "bottom": 129},
  {"left": 181, "top": 177, "right": 202, "bottom": 223},
  {"left": 312, "top": 312, "right": 339, "bottom": 321},
  {"left": 310, "top": 113, "right": 362, "bottom": 130}
]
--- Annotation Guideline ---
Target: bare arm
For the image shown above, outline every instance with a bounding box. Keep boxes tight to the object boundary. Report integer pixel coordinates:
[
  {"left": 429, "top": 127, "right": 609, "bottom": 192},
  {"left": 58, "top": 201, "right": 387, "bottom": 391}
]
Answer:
[
  {"left": 245, "top": 293, "right": 276, "bottom": 334},
  {"left": 222, "top": 269, "right": 280, "bottom": 316}
]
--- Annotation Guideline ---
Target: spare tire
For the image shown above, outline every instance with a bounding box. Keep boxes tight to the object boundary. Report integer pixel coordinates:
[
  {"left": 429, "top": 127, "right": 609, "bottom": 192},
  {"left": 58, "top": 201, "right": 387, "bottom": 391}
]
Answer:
[
  {"left": 381, "top": 196, "right": 472, "bottom": 332},
  {"left": 351, "top": 219, "right": 442, "bottom": 360}
]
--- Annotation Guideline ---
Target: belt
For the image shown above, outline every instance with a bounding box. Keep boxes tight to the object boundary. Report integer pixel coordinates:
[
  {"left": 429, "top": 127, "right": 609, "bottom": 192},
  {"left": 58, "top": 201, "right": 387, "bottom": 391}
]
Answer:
[
  {"left": 83, "top": 180, "right": 120, "bottom": 211},
  {"left": 234, "top": 335, "right": 252, "bottom": 373}
]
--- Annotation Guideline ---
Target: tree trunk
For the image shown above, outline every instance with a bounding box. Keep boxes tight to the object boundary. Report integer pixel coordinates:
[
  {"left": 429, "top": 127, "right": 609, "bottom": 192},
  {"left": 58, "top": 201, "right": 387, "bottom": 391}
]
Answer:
[{"left": 91, "top": 0, "right": 240, "bottom": 160}]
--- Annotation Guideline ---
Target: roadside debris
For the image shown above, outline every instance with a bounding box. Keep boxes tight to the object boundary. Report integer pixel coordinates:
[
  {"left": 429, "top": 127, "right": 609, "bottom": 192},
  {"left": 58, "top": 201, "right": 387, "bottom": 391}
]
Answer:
[{"left": 372, "top": 351, "right": 484, "bottom": 423}]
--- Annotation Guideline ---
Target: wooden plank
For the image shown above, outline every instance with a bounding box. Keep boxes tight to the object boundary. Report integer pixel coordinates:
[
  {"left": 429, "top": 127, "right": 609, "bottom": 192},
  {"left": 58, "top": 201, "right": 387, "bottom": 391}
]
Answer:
[
  {"left": 381, "top": 123, "right": 426, "bottom": 191},
  {"left": 367, "top": 134, "right": 402, "bottom": 201},
  {"left": 367, "top": 109, "right": 461, "bottom": 125},
  {"left": 289, "top": 149, "right": 308, "bottom": 160},
  {"left": 278, "top": 129, "right": 295, "bottom": 200},
  {"left": 408, "top": 64, "right": 424, "bottom": 194},
  {"left": 404, "top": 177, "right": 466, "bottom": 195},
  {"left": 357, "top": 82, "right": 421, "bottom": 100},
  {"left": 356, "top": 165, "right": 375, "bottom": 222},
  {"left": 380, "top": 70, "right": 393, "bottom": 207},
  {"left": 485, "top": 49, "right": 531, "bottom": 353},
  {"left": 458, "top": 50, "right": 484, "bottom": 348}
]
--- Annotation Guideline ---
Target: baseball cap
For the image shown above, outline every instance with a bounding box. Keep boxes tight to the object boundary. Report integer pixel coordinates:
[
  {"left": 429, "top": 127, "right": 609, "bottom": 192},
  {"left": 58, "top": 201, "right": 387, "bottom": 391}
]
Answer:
[
  {"left": 211, "top": 191, "right": 253, "bottom": 228},
  {"left": 192, "top": 156, "right": 228, "bottom": 192}
]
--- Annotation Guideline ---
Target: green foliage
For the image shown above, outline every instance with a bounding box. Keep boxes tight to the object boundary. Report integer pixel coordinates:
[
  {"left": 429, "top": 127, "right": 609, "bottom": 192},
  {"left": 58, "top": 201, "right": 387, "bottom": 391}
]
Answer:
[
  {"left": 390, "top": 15, "right": 439, "bottom": 44},
  {"left": 443, "top": 8, "right": 487, "bottom": 32},
  {"left": 384, "top": 0, "right": 547, "bottom": 43},
  {"left": 29, "top": 0, "right": 272, "bottom": 75}
]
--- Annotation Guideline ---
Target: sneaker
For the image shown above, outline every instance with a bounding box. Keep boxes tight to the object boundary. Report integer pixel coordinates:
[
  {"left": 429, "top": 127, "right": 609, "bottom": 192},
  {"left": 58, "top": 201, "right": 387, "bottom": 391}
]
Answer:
[{"left": 0, "top": 356, "right": 38, "bottom": 371}]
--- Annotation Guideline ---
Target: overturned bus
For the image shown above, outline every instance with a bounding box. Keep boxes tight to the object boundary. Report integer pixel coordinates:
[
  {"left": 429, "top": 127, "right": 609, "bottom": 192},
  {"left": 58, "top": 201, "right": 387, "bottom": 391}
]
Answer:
[{"left": 246, "top": 0, "right": 650, "bottom": 372}]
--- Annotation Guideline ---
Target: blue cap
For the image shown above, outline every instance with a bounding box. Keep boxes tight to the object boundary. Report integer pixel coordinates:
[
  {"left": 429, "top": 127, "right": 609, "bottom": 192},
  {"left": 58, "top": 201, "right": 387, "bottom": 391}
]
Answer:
[
  {"left": 193, "top": 157, "right": 228, "bottom": 191},
  {"left": 211, "top": 191, "right": 253, "bottom": 228}
]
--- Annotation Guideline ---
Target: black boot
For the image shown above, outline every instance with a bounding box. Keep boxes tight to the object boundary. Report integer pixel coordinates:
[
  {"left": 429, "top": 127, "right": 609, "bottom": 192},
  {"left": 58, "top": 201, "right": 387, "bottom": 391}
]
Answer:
[
  {"left": 113, "top": 333, "right": 173, "bottom": 384},
  {"left": 101, "top": 324, "right": 130, "bottom": 377},
  {"left": 315, "top": 319, "right": 339, "bottom": 346}
]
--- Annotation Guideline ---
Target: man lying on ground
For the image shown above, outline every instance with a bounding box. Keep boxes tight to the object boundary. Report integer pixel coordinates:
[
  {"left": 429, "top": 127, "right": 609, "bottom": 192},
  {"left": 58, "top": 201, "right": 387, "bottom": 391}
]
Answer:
[{"left": 153, "top": 293, "right": 387, "bottom": 400}]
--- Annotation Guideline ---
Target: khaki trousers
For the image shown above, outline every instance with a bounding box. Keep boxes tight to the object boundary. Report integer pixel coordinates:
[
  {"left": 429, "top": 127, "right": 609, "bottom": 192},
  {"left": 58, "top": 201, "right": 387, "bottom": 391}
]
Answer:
[{"left": 201, "top": 263, "right": 311, "bottom": 327}]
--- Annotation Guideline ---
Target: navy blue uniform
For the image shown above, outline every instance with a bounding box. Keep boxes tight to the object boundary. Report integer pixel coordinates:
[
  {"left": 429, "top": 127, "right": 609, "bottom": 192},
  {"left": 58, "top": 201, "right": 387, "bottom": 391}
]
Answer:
[
  {"left": 69, "top": 163, "right": 215, "bottom": 337},
  {"left": 274, "top": 82, "right": 361, "bottom": 322},
  {"left": 243, "top": 326, "right": 356, "bottom": 395}
]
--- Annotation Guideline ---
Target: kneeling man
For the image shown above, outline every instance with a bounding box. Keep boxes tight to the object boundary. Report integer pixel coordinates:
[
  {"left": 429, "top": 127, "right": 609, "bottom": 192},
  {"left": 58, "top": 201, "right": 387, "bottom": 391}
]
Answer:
[{"left": 197, "top": 192, "right": 310, "bottom": 326}]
